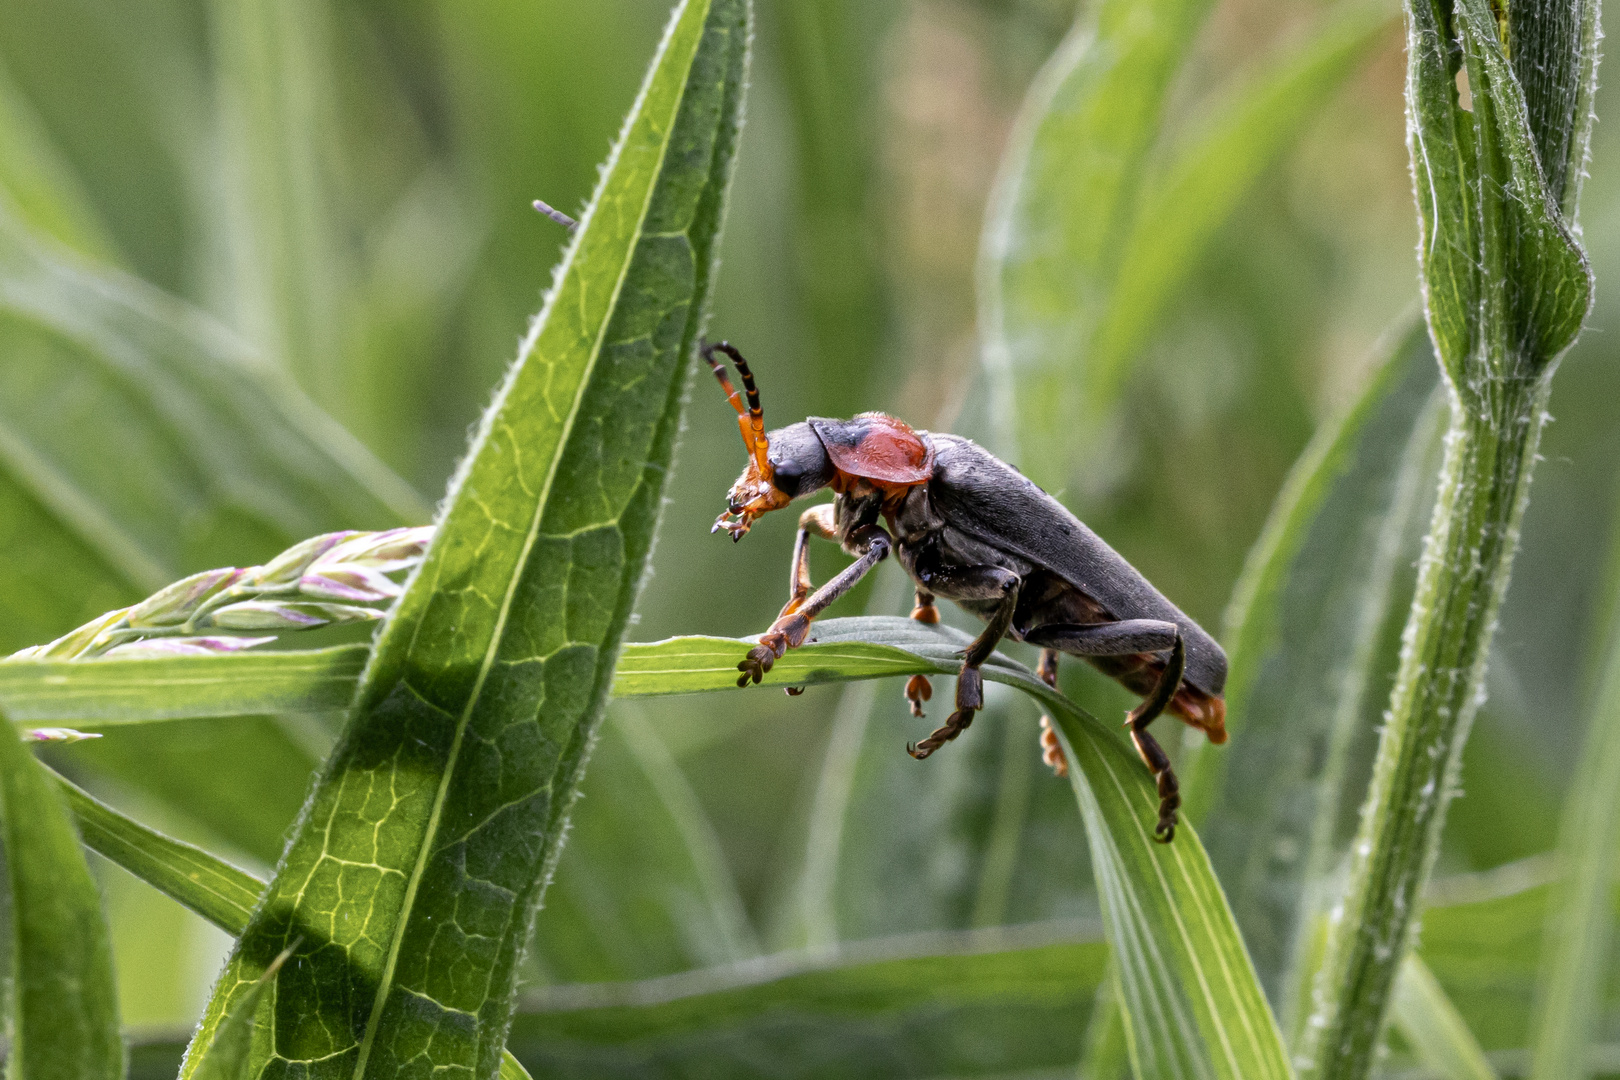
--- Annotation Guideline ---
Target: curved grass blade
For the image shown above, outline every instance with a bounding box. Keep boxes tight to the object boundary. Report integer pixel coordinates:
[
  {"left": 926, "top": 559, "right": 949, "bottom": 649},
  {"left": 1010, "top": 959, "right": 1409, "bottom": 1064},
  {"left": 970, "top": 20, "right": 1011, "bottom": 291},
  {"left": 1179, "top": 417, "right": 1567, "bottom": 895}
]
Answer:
[
  {"left": 508, "top": 924, "right": 1107, "bottom": 1079},
  {"left": 0, "top": 644, "right": 367, "bottom": 723},
  {"left": 1181, "top": 320, "right": 1442, "bottom": 1008},
  {"left": 182, "top": 2, "right": 752, "bottom": 1075},
  {"left": 0, "top": 705, "right": 122, "bottom": 1079},
  {"left": 54, "top": 769, "right": 263, "bottom": 931},
  {"left": 618, "top": 615, "right": 1292, "bottom": 1078}
]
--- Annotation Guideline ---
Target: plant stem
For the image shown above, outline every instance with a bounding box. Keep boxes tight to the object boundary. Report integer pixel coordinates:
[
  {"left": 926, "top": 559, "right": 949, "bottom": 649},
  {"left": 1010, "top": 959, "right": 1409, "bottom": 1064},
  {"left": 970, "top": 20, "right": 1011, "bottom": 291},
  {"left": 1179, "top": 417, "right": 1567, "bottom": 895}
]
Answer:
[{"left": 1300, "top": 370, "right": 1552, "bottom": 1077}]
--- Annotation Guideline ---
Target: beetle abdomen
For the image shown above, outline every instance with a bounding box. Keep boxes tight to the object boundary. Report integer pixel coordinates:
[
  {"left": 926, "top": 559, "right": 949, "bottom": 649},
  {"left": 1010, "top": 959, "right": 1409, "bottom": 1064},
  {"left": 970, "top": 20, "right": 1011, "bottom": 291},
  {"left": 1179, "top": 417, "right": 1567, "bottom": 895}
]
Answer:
[{"left": 922, "top": 433, "right": 1228, "bottom": 700}]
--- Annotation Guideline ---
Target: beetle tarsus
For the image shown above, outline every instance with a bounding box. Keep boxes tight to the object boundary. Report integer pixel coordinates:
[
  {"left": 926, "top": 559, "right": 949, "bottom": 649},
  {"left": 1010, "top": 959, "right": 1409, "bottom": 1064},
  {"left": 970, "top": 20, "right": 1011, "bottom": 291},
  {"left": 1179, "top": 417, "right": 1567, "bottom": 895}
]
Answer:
[
  {"left": 1039, "top": 716, "right": 1068, "bottom": 778},
  {"left": 910, "top": 588, "right": 939, "bottom": 624},
  {"left": 904, "top": 673, "right": 932, "bottom": 717},
  {"left": 907, "top": 707, "right": 975, "bottom": 759}
]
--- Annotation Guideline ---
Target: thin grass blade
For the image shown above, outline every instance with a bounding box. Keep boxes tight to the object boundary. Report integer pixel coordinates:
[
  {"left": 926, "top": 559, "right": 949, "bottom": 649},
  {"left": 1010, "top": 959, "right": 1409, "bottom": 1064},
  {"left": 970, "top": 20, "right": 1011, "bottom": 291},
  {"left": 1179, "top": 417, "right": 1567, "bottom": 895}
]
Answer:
[
  {"left": 1390, "top": 953, "right": 1499, "bottom": 1080},
  {"left": 0, "top": 705, "right": 122, "bottom": 1079}
]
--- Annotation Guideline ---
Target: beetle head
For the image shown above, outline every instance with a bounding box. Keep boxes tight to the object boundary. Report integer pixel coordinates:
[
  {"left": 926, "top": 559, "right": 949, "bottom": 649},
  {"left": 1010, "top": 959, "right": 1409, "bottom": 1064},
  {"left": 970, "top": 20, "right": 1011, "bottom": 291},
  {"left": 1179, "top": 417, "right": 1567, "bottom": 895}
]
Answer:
[{"left": 705, "top": 342, "right": 833, "bottom": 541}]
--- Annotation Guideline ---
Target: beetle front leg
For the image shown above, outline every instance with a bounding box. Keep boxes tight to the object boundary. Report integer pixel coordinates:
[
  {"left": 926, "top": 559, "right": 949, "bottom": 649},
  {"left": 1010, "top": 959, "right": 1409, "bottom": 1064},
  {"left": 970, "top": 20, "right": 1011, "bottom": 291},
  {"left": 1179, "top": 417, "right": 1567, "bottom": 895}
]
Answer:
[
  {"left": 906, "top": 565, "right": 1020, "bottom": 760},
  {"left": 738, "top": 524, "right": 891, "bottom": 686}
]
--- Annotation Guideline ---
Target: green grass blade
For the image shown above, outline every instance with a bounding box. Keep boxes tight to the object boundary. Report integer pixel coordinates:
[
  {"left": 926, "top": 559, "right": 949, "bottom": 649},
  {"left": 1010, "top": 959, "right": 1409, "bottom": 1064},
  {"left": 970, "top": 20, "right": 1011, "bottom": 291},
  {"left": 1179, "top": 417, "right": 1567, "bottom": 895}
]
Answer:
[
  {"left": 1527, "top": 570, "right": 1620, "bottom": 1078},
  {"left": 1390, "top": 954, "right": 1499, "bottom": 1080},
  {"left": 1298, "top": 0, "right": 1596, "bottom": 1071},
  {"left": 0, "top": 645, "right": 367, "bottom": 722},
  {"left": 1091, "top": 5, "right": 1391, "bottom": 387},
  {"left": 507, "top": 925, "right": 1108, "bottom": 1078},
  {"left": 1182, "top": 321, "right": 1442, "bottom": 1008},
  {"left": 0, "top": 706, "right": 122, "bottom": 1079},
  {"left": 978, "top": 0, "right": 1211, "bottom": 488},
  {"left": 53, "top": 769, "right": 262, "bottom": 932},
  {"left": 614, "top": 615, "right": 1292, "bottom": 1077},
  {"left": 0, "top": 204, "right": 424, "bottom": 655},
  {"left": 182, "top": 2, "right": 751, "bottom": 1074}
]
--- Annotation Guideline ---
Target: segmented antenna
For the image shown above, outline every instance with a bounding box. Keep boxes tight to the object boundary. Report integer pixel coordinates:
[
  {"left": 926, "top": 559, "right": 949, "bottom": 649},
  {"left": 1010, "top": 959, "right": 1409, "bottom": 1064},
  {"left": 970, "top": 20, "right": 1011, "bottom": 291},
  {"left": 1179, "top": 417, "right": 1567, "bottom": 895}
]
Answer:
[{"left": 703, "top": 340, "right": 770, "bottom": 475}]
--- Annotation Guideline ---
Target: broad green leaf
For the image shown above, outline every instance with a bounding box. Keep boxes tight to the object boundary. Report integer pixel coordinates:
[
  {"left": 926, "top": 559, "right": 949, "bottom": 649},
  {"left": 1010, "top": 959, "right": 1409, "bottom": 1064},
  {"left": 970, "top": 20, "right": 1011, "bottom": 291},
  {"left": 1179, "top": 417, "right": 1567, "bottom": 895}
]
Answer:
[
  {"left": 183, "top": 2, "right": 752, "bottom": 1075},
  {"left": 54, "top": 769, "right": 263, "bottom": 932},
  {"left": 0, "top": 706, "right": 122, "bottom": 1079},
  {"left": 526, "top": 705, "right": 757, "bottom": 983},
  {"left": 0, "top": 644, "right": 366, "bottom": 722},
  {"left": 978, "top": 0, "right": 1211, "bottom": 488},
  {"left": 1182, "top": 320, "right": 1443, "bottom": 1007},
  {"left": 620, "top": 615, "right": 1293, "bottom": 1077},
  {"left": 1390, "top": 954, "right": 1498, "bottom": 1080},
  {"left": 1091, "top": 6, "right": 1392, "bottom": 383},
  {"left": 0, "top": 204, "right": 425, "bottom": 656},
  {"left": 507, "top": 924, "right": 1108, "bottom": 1079},
  {"left": 1301, "top": 0, "right": 1597, "bottom": 1070}
]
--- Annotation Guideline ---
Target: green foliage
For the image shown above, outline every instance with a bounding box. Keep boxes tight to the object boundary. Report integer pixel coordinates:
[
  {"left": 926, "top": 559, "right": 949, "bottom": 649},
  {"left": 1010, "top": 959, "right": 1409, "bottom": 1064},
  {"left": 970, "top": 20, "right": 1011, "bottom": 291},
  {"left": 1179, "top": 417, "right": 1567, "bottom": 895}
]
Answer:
[{"left": 0, "top": 0, "right": 1615, "bottom": 1073}]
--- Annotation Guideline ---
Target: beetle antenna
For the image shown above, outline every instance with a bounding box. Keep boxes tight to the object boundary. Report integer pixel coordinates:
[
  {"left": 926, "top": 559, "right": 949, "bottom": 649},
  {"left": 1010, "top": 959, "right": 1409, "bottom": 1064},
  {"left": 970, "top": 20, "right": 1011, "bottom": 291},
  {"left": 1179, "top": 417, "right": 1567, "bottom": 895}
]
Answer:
[
  {"left": 532, "top": 198, "right": 578, "bottom": 232},
  {"left": 702, "top": 340, "right": 771, "bottom": 475}
]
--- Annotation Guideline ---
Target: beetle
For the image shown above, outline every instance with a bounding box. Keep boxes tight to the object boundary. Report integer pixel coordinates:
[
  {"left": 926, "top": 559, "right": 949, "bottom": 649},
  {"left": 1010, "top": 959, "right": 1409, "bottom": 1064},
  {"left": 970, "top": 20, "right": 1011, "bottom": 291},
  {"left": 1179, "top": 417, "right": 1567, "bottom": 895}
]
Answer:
[{"left": 702, "top": 341, "right": 1226, "bottom": 842}]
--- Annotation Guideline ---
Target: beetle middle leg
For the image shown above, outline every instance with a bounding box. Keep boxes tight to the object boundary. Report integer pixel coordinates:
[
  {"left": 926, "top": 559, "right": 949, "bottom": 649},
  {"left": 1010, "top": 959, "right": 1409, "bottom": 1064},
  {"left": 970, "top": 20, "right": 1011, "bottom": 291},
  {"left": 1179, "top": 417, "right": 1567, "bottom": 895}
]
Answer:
[
  {"left": 1025, "top": 620, "right": 1186, "bottom": 842},
  {"left": 906, "top": 565, "right": 1019, "bottom": 761},
  {"left": 737, "top": 522, "right": 890, "bottom": 686},
  {"left": 1036, "top": 648, "right": 1068, "bottom": 779}
]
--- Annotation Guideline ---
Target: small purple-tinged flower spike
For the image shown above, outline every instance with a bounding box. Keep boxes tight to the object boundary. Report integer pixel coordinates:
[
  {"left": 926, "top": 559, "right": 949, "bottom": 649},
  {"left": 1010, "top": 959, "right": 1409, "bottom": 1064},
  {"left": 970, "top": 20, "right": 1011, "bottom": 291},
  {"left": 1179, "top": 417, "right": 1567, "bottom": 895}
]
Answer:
[
  {"left": 321, "top": 526, "right": 434, "bottom": 572},
  {"left": 259, "top": 531, "right": 363, "bottom": 585},
  {"left": 298, "top": 566, "right": 403, "bottom": 603},
  {"left": 128, "top": 567, "right": 246, "bottom": 626},
  {"left": 100, "top": 636, "right": 276, "bottom": 660},
  {"left": 5, "top": 608, "right": 129, "bottom": 661},
  {"left": 23, "top": 728, "right": 102, "bottom": 744},
  {"left": 204, "top": 601, "right": 383, "bottom": 631}
]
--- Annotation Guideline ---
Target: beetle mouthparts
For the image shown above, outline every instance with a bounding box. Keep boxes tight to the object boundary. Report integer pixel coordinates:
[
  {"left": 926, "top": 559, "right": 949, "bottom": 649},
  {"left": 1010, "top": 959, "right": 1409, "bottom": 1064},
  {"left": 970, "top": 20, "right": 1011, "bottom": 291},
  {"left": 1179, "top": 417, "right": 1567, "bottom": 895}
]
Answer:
[{"left": 712, "top": 509, "right": 752, "bottom": 541}]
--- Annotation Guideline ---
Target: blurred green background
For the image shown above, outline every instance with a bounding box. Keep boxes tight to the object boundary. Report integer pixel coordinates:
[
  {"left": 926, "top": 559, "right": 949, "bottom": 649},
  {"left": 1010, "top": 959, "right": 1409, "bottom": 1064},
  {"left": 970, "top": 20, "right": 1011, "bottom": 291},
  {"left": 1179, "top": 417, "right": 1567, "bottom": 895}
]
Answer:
[{"left": 2, "top": 0, "right": 1619, "bottom": 1062}]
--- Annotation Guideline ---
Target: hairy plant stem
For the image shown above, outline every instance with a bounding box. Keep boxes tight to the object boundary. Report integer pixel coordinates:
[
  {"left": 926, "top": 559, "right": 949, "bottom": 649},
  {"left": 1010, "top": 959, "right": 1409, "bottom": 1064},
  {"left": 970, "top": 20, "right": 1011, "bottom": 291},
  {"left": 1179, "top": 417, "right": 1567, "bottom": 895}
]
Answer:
[{"left": 1299, "top": 368, "right": 1553, "bottom": 1077}]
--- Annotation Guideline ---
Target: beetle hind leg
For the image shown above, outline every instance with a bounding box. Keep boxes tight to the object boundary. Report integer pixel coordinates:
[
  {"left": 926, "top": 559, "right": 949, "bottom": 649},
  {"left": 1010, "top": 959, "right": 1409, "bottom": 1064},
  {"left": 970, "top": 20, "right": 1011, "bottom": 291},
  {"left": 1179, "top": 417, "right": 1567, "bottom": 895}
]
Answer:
[{"left": 1125, "top": 635, "right": 1186, "bottom": 842}]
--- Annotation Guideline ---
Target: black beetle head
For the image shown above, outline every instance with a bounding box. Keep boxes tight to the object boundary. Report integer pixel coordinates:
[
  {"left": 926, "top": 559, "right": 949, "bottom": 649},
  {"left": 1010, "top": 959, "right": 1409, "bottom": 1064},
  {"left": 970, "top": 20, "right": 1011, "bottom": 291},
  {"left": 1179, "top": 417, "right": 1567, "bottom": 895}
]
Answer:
[{"left": 704, "top": 342, "right": 833, "bottom": 541}]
